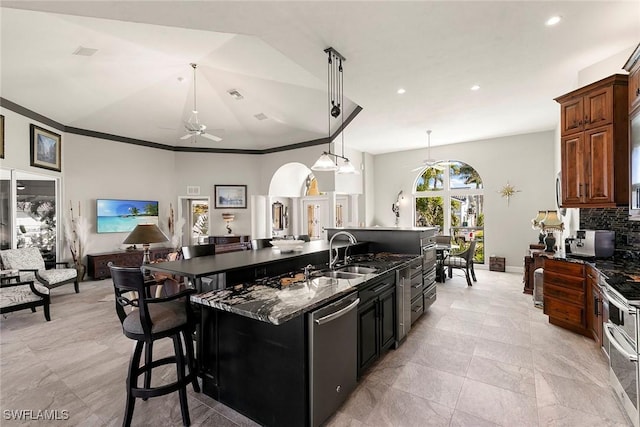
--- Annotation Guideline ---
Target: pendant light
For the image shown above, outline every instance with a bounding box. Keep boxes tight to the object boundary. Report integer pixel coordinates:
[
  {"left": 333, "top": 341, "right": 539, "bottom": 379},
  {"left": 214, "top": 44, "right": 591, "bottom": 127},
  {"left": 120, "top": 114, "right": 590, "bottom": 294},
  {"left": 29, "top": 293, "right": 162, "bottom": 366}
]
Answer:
[{"left": 312, "top": 47, "right": 358, "bottom": 174}]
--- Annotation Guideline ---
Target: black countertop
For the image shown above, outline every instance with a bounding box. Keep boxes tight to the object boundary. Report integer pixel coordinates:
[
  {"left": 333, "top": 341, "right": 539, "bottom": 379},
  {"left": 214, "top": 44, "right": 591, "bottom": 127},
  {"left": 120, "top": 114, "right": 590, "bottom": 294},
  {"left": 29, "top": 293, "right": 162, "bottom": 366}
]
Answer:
[
  {"left": 191, "top": 252, "right": 420, "bottom": 325},
  {"left": 145, "top": 240, "right": 351, "bottom": 279}
]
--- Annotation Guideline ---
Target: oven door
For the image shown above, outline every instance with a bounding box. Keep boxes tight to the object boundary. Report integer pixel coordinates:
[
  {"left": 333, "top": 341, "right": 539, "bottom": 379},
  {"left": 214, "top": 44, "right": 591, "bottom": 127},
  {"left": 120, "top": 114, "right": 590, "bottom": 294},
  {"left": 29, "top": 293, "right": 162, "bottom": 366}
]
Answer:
[
  {"left": 604, "top": 322, "right": 640, "bottom": 426},
  {"left": 603, "top": 286, "right": 638, "bottom": 347}
]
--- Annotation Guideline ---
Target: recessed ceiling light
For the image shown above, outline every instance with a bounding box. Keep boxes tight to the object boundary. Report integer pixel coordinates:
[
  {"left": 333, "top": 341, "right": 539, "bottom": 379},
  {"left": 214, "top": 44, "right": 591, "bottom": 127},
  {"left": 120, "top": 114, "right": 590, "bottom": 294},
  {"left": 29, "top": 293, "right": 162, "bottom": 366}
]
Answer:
[
  {"left": 470, "top": 85, "right": 480, "bottom": 91},
  {"left": 254, "top": 113, "right": 268, "bottom": 121},
  {"left": 397, "top": 88, "right": 406, "bottom": 94},
  {"left": 177, "top": 76, "right": 185, "bottom": 83},
  {"left": 546, "top": 16, "right": 562, "bottom": 26}
]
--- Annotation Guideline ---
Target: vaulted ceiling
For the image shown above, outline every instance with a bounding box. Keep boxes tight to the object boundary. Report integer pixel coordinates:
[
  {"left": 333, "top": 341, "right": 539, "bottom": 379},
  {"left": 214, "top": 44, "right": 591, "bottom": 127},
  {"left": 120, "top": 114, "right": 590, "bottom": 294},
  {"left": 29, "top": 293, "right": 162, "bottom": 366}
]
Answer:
[{"left": 1, "top": 1, "right": 639, "bottom": 154}]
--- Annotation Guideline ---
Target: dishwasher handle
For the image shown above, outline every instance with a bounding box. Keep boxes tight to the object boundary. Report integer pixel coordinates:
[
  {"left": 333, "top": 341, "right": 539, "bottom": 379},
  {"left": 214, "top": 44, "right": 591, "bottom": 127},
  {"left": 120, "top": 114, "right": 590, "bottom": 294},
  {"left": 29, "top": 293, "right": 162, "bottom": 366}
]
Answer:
[{"left": 314, "top": 298, "right": 360, "bottom": 325}]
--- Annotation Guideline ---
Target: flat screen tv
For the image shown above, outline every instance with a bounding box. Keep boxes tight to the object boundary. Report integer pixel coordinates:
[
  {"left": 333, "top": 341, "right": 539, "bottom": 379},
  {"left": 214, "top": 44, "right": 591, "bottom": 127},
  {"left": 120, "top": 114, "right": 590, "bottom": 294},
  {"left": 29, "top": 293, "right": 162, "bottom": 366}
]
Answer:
[{"left": 96, "top": 199, "right": 159, "bottom": 233}]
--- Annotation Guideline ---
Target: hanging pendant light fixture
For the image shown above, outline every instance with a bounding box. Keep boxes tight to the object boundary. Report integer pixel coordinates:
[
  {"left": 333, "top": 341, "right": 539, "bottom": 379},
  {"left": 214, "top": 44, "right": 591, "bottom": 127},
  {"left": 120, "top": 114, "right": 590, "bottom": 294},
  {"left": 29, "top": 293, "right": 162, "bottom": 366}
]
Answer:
[{"left": 312, "top": 47, "right": 358, "bottom": 174}]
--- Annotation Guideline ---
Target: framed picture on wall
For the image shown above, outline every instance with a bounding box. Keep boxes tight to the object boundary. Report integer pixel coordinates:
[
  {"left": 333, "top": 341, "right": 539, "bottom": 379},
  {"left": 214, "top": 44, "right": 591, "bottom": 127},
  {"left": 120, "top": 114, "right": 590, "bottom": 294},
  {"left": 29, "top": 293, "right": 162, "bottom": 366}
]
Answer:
[
  {"left": 214, "top": 185, "right": 247, "bottom": 209},
  {"left": 0, "top": 115, "right": 4, "bottom": 159},
  {"left": 30, "top": 124, "right": 61, "bottom": 172}
]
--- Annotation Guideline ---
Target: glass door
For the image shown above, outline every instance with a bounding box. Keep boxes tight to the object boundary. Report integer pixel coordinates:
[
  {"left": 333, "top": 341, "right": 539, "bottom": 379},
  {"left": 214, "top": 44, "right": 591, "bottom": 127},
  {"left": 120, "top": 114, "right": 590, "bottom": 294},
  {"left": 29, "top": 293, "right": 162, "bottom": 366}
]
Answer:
[{"left": 1, "top": 169, "right": 60, "bottom": 266}]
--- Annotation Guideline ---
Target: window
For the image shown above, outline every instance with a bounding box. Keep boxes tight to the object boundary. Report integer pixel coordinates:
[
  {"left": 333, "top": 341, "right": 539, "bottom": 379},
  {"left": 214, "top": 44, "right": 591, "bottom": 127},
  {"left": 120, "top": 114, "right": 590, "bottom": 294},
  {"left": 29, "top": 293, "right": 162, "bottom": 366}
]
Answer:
[{"left": 415, "top": 161, "right": 484, "bottom": 263}]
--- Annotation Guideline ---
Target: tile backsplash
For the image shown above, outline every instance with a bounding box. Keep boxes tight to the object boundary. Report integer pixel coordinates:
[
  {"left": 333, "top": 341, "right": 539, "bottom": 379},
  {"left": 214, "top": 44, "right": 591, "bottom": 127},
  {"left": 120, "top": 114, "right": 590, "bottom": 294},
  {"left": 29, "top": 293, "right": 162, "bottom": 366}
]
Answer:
[{"left": 580, "top": 207, "right": 640, "bottom": 260}]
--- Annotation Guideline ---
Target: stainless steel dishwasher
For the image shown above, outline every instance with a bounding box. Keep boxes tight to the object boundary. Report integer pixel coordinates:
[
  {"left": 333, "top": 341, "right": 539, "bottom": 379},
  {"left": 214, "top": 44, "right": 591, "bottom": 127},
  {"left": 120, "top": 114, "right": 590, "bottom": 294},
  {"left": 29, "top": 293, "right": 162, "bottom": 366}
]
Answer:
[{"left": 308, "top": 291, "right": 359, "bottom": 427}]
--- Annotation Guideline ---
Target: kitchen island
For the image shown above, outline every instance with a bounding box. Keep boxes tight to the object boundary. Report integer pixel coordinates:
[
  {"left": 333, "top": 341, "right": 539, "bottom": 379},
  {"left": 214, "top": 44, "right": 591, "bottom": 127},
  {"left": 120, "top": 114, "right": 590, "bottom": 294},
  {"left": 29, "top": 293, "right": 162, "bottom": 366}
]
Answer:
[{"left": 148, "top": 242, "right": 420, "bottom": 427}]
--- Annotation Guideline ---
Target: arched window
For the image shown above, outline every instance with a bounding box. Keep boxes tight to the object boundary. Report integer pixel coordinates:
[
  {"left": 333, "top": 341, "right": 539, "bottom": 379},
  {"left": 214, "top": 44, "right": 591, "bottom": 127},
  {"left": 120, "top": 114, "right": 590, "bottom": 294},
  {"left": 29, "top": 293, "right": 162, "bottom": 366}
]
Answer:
[{"left": 414, "top": 161, "right": 484, "bottom": 263}]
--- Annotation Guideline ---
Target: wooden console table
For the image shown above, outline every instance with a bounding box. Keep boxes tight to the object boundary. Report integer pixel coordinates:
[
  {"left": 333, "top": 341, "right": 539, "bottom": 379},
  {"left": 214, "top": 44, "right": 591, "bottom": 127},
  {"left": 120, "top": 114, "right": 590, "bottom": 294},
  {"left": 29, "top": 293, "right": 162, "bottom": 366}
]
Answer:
[
  {"left": 87, "top": 248, "right": 172, "bottom": 280},
  {"left": 207, "top": 235, "right": 251, "bottom": 254}
]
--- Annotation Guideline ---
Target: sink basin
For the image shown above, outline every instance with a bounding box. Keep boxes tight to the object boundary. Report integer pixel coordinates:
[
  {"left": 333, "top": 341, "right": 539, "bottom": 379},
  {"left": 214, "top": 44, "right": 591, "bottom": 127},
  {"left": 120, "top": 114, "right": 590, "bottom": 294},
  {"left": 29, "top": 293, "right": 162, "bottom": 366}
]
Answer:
[
  {"left": 318, "top": 271, "right": 364, "bottom": 280},
  {"left": 336, "top": 265, "right": 377, "bottom": 274}
]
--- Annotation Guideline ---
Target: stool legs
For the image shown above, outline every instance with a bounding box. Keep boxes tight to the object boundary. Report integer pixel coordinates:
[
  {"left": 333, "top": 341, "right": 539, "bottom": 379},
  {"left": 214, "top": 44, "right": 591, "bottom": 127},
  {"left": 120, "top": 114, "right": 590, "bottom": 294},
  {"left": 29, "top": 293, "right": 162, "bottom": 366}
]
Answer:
[
  {"left": 124, "top": 341, "right": 144, "bottom": 427},
  {"left": 143, "top": 342, "right": 153, "bottom": 401},
  {"left": 183, "top": 330, "right": 200, "bottom": 393},
  {"left": 173, "top": 335, "right": 190, "bottom": 426}
]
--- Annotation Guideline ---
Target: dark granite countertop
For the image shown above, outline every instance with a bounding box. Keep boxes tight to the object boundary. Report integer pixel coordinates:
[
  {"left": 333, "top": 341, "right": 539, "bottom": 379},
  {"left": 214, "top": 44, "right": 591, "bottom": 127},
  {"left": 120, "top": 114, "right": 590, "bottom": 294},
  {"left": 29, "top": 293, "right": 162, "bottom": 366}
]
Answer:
[{"left": 191, "top": 252, "right": 420, "bottom": 325}]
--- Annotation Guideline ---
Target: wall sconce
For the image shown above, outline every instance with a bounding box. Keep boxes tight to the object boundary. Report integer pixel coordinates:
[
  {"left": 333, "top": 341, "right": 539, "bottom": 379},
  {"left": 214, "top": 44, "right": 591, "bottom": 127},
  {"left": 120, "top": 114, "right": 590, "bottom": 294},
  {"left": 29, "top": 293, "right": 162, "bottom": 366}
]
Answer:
[
  {"left": 391, "top": 190, "right": 404, "bottom": 226},
  {"left": 222, "top": 213, "right": 235, "bottom": 235}
]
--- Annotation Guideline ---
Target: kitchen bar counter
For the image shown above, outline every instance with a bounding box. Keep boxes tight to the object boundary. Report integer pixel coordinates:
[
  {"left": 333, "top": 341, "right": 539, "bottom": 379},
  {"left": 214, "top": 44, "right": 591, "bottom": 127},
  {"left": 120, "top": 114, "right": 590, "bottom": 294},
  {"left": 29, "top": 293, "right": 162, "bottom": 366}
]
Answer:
[{"left": 191, "top": 253, "right": 420, "bottom": 325}]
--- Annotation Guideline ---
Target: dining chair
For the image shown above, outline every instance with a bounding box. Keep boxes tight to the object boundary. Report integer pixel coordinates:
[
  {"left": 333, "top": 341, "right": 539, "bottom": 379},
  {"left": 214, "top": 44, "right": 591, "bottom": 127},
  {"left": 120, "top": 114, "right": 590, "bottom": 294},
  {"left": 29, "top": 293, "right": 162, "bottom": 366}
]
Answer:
[
  {"left": 442, "top": 240, "right": 477, "bottom": 286},
  {"left": 181, "top": 244, "right": 223, "bottom": 291}
]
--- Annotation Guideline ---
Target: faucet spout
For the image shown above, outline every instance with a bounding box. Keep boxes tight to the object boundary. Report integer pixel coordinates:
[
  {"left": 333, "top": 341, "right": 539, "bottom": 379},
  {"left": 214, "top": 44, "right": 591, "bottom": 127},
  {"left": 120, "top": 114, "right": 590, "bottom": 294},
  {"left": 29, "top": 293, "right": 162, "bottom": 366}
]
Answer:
[{"left": 329, "top": 231, "right": 357, "bottom": 270}]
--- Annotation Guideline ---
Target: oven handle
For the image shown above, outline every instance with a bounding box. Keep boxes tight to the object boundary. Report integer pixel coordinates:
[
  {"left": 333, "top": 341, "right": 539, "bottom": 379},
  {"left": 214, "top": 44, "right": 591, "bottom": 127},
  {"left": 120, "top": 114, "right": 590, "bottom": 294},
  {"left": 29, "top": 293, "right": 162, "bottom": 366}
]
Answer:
[
  {"left": 604, "top": 322, "right": 638, "bottom": 362},
  {"left": 602, "top": 286, "right": 636, "bottom": 317}
]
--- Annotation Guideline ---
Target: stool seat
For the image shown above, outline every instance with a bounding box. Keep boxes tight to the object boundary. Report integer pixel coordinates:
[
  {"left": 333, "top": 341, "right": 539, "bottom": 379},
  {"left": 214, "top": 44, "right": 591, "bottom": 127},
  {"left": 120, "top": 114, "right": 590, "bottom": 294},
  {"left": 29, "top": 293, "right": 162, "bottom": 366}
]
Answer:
[{"left": 109, "top": 263, "right": 200, "bottom": 427}]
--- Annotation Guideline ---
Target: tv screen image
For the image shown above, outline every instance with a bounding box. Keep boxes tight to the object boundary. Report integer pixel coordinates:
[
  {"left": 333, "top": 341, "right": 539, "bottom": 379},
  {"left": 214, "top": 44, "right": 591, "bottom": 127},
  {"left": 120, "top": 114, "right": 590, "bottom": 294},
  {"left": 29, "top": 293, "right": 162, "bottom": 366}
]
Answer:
[{"left": 96, "top": 199, "right": 159, "bottom": 233}]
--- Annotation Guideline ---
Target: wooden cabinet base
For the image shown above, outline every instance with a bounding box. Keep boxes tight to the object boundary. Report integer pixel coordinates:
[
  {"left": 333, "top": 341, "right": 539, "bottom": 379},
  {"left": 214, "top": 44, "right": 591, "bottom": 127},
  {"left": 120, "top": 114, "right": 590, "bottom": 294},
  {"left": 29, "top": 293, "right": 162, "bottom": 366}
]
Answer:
[{"left": 548, "top": 316, "right": 592, "bottom": 338}]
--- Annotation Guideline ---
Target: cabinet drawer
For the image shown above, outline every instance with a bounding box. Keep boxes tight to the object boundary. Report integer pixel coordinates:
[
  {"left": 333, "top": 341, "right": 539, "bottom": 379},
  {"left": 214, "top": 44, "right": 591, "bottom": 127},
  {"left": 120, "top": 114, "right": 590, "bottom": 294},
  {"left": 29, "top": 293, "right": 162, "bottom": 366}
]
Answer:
[
  {"left": 544, "top": 283, "right": 584, "bottom": 305},
  {"left": 410, "top": 295, "right": 424, "bottom": 324},
  {"left": 544, "top": 270, "right": 585, "bottom": 291},
  {"left": 544, "top": 259, "right": 584, "bottom": 276},
  {"left": 544, "top": 297, "right": 584, "bottom": 325}
]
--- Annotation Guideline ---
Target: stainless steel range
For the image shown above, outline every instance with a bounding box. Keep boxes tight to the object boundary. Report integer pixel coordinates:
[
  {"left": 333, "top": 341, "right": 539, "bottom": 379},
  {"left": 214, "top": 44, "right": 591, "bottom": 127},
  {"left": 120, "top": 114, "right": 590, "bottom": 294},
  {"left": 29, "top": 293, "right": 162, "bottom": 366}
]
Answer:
[{"left": 602, "top": 276, "right": 640, "bottom": 427}]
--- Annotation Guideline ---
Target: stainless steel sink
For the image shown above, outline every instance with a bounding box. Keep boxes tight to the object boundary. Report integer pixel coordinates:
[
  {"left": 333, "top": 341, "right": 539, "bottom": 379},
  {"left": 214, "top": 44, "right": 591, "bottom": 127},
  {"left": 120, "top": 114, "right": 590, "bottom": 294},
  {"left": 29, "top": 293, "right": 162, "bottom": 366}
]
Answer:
[
  {"left": 317, "top": 270, "right": 364, "bottom": 280},
  {"left": 336, "top": 265, "right": 378, "bottom": 274}
]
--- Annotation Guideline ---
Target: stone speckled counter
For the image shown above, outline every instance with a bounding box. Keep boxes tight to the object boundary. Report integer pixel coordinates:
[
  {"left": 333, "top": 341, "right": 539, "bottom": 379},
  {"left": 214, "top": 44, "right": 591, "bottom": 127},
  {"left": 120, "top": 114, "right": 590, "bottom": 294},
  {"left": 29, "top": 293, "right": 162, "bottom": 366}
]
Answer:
[{"left": 191, "top": 253, "right": 420, "bottom": 325}]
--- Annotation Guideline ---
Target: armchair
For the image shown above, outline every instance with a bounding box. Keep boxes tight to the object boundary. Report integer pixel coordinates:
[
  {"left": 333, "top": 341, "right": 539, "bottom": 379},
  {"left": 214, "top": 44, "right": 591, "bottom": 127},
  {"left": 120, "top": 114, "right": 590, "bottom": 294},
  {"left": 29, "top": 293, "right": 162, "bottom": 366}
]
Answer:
[
  {"left": 0, "top": 278, "right": 51, "bottom": 321},
  {"left": 0, "top": 247, "right": 79, "bottom": 293}
]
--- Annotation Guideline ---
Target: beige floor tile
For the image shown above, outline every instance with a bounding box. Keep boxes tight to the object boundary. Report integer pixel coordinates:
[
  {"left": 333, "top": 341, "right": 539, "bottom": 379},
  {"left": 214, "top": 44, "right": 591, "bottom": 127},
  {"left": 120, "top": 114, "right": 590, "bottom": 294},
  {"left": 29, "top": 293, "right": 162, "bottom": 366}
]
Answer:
[
  {"left": 391, "top": 361, "right": 465, "bottom": 408},
  {"left": 456, "top": 378, "right": 538, "bottom": 426},
  {"left": 466, "top": 354, "right": 536, "bottom": 397},
  {"left": 365, "top": 386, "right": 453, "bottom": 427},
  {"left": 537, "top": 403, "right": 632, "bottom": 427}
]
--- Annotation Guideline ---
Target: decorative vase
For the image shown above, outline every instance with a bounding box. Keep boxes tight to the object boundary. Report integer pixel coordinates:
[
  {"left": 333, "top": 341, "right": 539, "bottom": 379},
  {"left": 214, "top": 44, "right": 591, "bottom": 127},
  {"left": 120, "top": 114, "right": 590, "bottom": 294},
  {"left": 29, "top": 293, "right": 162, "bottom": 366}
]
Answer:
[
  {"left": 544, "top": 233, "right": 556, "bottom": 253},
  {"left": 75, "top": 263, "right": 86, "bottom": 282}
]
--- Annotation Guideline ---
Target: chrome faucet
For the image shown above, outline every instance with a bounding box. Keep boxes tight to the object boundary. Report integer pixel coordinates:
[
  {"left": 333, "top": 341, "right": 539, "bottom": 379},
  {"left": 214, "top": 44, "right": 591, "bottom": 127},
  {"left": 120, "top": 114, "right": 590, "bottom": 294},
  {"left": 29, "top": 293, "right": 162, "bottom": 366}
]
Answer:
[{"left": 329, "top": 231, "right": 357, "bottom": 270}]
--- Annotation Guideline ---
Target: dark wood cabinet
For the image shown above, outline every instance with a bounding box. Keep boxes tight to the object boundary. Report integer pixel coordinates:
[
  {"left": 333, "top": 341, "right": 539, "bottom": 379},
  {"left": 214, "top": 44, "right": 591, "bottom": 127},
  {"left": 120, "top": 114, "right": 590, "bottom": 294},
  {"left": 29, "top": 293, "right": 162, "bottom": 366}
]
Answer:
[
  {"left": 87, "top": 247, "right": 172, "bottom": 279},
  {"left": 523, "top": 250, "right": 546, "bottom": 294},
  {"left": 555, "top": 74, "right": 629, "bottom": 208},
  {"left": 624, "top": 43, "right": 640, "bottom": 113},
  {"left": 207, "top": 235, "right": 251, "bottom": 253},
  {"left": 357, "top": 273, "right": 396, "bottom": 378},
  {"left": 543, "top": 259, "right": 589, "bottom": 337},
  {"left": 586, "top": 265, "right": 603, "bottom": 347}
]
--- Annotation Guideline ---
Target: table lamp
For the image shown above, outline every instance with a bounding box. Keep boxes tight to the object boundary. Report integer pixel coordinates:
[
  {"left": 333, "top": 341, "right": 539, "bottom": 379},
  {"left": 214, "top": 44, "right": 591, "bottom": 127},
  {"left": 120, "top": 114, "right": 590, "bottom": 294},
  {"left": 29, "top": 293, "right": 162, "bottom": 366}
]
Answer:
[
  {"left": 530, "top": 210, "right": 547, "bottom": 244},
  {"left": 222, "top": 213, "right": 235, "bottom": 234},
  {"left": 540, "top": 210, "right": 564, "bottom": 252},
  {"left": 123, "top": 224, "right": 169, "bottom": 277}
]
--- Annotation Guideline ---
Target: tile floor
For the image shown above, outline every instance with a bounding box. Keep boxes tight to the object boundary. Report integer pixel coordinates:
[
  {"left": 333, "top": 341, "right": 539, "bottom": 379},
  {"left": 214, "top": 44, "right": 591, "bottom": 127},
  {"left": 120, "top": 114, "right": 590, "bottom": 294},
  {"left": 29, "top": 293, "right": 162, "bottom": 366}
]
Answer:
[{"left": 0, "top": 269, "right": 632, "bottom": 426}]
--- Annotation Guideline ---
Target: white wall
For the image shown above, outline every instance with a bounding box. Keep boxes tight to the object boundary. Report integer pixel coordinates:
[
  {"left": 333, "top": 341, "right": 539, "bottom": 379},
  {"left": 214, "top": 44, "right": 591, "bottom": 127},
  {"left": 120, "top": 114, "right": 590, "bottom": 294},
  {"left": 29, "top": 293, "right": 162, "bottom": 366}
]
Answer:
[{"left": 372, "top": 131, "right": 556, "bottom": 269}]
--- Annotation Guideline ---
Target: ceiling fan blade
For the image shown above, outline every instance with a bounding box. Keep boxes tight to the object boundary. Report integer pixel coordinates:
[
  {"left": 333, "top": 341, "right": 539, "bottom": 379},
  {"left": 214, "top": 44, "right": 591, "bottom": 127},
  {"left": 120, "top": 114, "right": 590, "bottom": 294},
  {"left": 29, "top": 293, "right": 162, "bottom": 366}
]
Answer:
[
  {"left": 201, "top": 133, "right": 222, "bottom": 142},
  {"left": 180, "top": 133, "right": 193, "bottom": 140}
]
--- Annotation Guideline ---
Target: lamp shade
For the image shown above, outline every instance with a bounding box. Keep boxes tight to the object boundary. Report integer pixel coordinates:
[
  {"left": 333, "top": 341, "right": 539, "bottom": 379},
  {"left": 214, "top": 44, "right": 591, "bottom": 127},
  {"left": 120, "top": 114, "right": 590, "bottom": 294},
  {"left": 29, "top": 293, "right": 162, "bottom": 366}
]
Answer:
[
  {"left": 337, "top": 159, "right": 359, "bottom": 175},
  {"left": 123, "top": 224, "right": 169, "bottom": 244},
  {"left": 531, "top": 210, "right": 547, "bottom": 229},
  {"left": 222, "top": 213, "right": 235, "bottom": 221},
  {"left": 540, "top": 210, "right": 564, "bottom": 231},
  {"left": 311, "top": 153, "right": 339, "bottom": 171}
]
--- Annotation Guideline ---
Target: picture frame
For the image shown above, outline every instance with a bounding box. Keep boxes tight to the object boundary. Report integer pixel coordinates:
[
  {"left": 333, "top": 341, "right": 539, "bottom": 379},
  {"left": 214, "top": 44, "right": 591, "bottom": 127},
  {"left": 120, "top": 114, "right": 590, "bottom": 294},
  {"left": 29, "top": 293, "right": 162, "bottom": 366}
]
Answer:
[
  {"left": 30, "top": 124, "right": 61, "bottom": 172},
  {"left": 214, "top": 185, "right": 247, "bottom": 209},
  {"left": 0, "top": 115, "right": 4, "bottom": 159}
]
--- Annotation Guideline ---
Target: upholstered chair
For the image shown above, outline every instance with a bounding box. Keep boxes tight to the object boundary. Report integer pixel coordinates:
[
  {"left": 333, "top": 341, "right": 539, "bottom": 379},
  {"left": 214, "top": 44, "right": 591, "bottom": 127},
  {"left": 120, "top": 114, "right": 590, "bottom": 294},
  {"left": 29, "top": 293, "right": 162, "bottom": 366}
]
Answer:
[
  {"left": 442, "top": 240, "right": 478, "bottom": 287},
  {"left": 0, "top": 277, "right": 51, "bottom": 321},
  {"left": 0, "top": 247, "right": 79, "bottom": 293}
]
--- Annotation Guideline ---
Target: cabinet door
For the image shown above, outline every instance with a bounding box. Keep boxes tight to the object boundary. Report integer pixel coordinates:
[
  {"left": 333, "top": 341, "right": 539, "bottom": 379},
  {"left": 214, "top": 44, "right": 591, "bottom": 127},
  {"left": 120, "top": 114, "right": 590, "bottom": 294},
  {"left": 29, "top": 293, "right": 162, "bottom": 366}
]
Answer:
[
  {"left": 357, "top": 299, "right": 378, "bottom": 376},
  {"left": 379, "top": 288, "right": 396, "bottom": 351},
  {"left": 584, "top": 125, "right": 614, "bottom": 204},
  {"left": 584, "top": 87, "right": 613, "bottom": 129},
  {"left": 560, "top": 98, "right": 583, "bottom": 135},
  {"left": 586, "top": 267, "right": 602, "bottom": 346},
  {"left": 561, "top": 134, "right": 584, "bottom": 205},
  {"left": 630, "top": 67, "right": 640, "bottom": 112}
]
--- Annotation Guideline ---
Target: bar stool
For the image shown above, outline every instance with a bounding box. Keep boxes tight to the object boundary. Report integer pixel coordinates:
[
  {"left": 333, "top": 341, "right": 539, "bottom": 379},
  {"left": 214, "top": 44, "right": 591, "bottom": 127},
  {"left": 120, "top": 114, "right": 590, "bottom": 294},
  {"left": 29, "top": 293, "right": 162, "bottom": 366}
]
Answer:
[{"left": 109, "top": 263, "right": 200, "bottom": 426}]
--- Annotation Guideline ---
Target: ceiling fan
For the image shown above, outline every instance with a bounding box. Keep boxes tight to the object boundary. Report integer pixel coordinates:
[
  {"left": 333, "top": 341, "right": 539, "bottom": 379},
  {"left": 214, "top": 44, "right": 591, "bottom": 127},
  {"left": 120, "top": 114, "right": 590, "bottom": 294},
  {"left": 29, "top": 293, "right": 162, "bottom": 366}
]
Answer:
[
  {"left": 410, "top": 130, "right": 447, "bottom": 172},
  {"left": 180, "top": 63, "right": 223, "bottom": 142}
]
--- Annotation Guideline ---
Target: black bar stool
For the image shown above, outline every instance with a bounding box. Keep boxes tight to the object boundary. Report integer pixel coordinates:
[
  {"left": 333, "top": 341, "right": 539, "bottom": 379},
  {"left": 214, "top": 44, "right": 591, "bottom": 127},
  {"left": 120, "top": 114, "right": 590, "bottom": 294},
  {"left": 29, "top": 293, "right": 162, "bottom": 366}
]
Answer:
[{"left": 109, "top": 262, "right": 200, "bottom": 426}]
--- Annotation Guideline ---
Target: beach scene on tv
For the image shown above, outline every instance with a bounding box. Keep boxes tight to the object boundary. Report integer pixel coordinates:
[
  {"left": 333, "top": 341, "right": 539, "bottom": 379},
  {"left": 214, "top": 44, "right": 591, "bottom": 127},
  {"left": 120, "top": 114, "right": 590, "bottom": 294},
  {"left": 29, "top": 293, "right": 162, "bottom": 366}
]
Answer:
[{"left": 97, "top": 199, "right": 159, "bottom": 233}]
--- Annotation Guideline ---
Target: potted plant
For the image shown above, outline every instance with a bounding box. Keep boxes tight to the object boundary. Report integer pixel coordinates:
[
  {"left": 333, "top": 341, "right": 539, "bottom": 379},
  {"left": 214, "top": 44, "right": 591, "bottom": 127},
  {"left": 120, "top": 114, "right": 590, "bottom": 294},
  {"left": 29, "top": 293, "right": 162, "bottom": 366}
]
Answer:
[{"left": 64, "top": 201, "right": 89, "bottom": 281}]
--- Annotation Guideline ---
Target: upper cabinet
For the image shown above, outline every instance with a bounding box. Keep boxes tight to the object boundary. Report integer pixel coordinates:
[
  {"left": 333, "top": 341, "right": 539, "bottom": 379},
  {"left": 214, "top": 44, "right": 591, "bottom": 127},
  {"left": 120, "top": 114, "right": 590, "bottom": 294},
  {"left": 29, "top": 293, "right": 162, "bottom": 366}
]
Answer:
[
  {"left": 624, "top": 43, "right": 640, "bottom": 219},
  {"left": 555, "top": 74, "right": 629, "bottom": 208}
]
